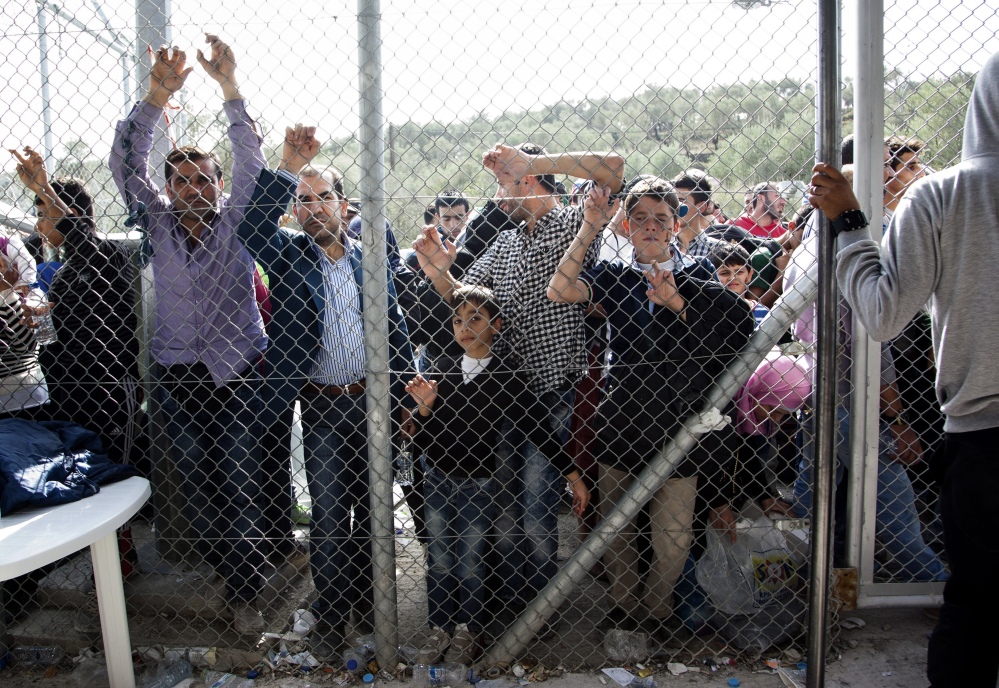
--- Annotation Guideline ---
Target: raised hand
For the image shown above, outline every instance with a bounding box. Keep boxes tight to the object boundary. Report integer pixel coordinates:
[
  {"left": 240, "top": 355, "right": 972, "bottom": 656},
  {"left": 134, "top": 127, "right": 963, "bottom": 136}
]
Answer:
[
  {"left": 279, "top": 124, "right": 321, "bottom": 175},
  {"left": 645, "top": 263, "right": 682, "bottom": 311},
  {"left": 0, "top": 256, "right": 17, "bottom": 292},
  {"left": 9, "top": 146, "right": 48, "bottom": 192},
  {"left": 482, "top": 143, "right": 531, "bottom": 184},
  {"left": 196, "top": 34, "right": 240, "bottom": 98},
  {"left": 582, "top": 183, "right": 618, "bottom": 228},
  {"left": 412, "top": 224, "right": 456, "bottom": 281},
  {"left": 405, "top": 374, "right": 439, "bottom": 415},
  {"left": 146, "top": 45, "right": 194, "bottom": 107}
]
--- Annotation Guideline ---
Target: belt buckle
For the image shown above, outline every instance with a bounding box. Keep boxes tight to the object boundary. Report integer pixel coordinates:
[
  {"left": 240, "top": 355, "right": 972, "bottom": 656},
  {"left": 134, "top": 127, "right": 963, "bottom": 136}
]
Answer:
[{"left": 337, "top": 383, "right": 350, "bottom": 396}]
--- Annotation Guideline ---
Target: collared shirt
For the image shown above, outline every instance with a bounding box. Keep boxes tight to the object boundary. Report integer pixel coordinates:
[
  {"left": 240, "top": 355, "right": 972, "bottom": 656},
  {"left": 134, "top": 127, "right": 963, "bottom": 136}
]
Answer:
[
  {"left": 111, "top": 99, "right": 267, "bottom": 386},
  {"left": 309, "top": 241, "right": 366, "bottom": 386},
  {"left": 679, "top": 231, "right": 727, "bottom": 261},
  {"left": 462, "top": 205, "right": 599, "bottom": 393}
]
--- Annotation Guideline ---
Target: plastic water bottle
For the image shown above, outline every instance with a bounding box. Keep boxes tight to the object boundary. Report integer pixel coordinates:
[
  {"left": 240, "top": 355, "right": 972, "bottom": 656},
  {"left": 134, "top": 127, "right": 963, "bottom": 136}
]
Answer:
[
  {"left": 395, "top": 446, "right": 414, "bottom": 486},
  {"left": 25, "top": 289, "right": 57, "bottom": 346},
  {"left": 343, "top": 646, "right": 371, "bottom": 672},
  {"left": 139, "top": 659, "right": 193, "bottom": 688},
  {"left": 412, "top": 662, "right": 468, "bottom": 687}
]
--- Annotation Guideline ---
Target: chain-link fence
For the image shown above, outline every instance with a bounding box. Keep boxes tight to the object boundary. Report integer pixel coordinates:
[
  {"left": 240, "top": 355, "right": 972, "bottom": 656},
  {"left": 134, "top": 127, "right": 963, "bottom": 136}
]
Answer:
[{"left": 1, "top": 0, "right": 997, "bottom": 684}]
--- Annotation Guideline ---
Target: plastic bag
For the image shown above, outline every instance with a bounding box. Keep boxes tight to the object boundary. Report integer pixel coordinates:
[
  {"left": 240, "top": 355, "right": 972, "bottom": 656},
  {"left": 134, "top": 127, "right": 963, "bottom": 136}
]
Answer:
[{"left": 695, "top": 516, "right": 799, "bottom": 615}]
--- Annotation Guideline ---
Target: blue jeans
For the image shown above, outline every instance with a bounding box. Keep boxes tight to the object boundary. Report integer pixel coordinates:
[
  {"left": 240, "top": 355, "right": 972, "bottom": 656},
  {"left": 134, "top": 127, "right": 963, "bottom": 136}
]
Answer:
[
  {"left": 300, "top": 391, "right": 372, "bottom": 627},
  {"left": 793, "top": 406, "right": 946, "bottom": 582},
  {"left": 154, "top": 364, "right": 266, "bottom": 603},
  {"left": 424, "top": 468, "right": 495, "bottom": 632},
  {"left": 494, "top": 388, "right": 574, "bottom": 607}
]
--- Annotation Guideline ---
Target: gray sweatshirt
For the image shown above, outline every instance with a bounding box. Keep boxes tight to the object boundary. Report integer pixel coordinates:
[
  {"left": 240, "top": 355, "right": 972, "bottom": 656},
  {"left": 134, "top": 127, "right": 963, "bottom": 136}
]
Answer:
[{"left": 836, "top": 50, "right": 999, "bottom": 433}]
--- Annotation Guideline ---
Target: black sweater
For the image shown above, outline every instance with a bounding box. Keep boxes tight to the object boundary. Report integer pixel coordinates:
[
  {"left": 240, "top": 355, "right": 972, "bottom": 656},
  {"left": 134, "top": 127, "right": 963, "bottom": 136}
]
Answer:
[
  {"left": 39, "top": 218, "right": 139, "bottom": 384},
  {"left": 411, "top": 355, "right": 573, "bottom": 479}
]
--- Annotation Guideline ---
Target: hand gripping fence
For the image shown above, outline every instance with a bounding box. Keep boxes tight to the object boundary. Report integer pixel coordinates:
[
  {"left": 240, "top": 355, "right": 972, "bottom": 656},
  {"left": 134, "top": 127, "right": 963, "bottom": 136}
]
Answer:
[{"left": 484, "top": 248, "right": 823, "bottom": 666}]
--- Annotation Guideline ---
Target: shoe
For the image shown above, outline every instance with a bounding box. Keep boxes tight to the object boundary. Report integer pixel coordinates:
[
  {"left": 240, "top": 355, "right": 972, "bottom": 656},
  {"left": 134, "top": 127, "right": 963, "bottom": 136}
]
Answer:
[
  {"left": 643, "top": 615, "right": 681, "bottom": 643},
  {"left": 535, "top": 614, "right": 560, "bottom": 641},
  {"left": 72, "top": 594, "right": 101, "bottom": 635},
  {"left": 311, "top": 619, "right": 345, "bottom": 662},
  {"left": 444, "top": 623, "right": 479, "bottom": 665},
  {"left": 232, "top": 601, "right": 265, "bottom": 635},
  {"left": 604, "top": 606, "right": 640, "bottom": 632},
  {"left": 416, "top": 626, "right": 450, "bottom": 664}
]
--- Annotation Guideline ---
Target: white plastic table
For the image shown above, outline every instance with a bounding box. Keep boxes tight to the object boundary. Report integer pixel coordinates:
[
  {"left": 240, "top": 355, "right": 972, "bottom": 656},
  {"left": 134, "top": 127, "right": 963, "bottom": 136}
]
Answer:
[{"left": 0, "top": 477, "right": 150, "bottom": 688}]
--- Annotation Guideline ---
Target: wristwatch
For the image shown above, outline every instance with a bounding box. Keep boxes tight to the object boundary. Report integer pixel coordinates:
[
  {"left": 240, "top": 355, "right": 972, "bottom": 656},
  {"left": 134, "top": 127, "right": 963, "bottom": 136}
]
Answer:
[
  {"left": 830, "top": 208, "right": 869, "bottom": 236},
  {"left": 882, "top": 409, "right": 911, "bottom": 426}
]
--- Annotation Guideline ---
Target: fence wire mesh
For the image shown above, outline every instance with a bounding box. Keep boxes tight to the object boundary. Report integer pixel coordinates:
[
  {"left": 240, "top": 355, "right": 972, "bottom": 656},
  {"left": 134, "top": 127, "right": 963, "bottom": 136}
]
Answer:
[{"left": 0, "top": 0, "right": 996, "bottom": 683}]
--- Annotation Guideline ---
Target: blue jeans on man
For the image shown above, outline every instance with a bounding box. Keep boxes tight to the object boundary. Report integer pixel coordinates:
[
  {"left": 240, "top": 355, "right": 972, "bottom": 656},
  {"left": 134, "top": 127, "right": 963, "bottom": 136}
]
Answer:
[
  {"left": 300, "top": 391, "right": 373, "bottom": 630},
  {"left": 424, "top": 467, "right": 495, "bottom": 632},
  {"left": 154, "top": 364, "right": 267, "bottom": 603},
  {"left": 793, "top": 405, "right": 946, "bottom": 582},
  {"left": 493, "top": 388, "right": 574, "bottom": 612}
]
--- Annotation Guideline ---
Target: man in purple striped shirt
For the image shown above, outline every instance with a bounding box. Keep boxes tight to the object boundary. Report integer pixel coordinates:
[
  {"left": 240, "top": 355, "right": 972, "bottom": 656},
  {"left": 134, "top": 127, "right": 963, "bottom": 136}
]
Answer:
[{"left": 110, "top": 35, "right": 269, "bottom": 635}]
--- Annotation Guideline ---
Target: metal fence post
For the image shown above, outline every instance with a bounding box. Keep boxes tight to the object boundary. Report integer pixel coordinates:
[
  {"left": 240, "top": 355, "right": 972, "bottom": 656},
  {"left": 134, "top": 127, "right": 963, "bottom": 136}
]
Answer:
[
  {"left": 358, "top": 0, "right": 400, "bottom": 671},
  {"left": 484, "top": 267, "right": 823, "bottom": 666},
  {"left": 807, "top": 0, "right": 842, "bottom": 684}
]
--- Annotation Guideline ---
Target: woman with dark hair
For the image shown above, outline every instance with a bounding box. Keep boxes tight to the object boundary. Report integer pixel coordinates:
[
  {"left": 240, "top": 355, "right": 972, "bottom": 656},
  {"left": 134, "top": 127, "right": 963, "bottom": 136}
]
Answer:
[{"left": 11, "top": 146, "right": 140, "bottom": 465}]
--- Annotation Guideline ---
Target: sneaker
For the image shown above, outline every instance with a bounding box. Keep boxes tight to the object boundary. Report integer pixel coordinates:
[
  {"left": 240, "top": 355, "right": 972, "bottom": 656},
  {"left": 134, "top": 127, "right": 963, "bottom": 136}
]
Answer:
[
  {"left": 232, "top": 601, "right": 265, "bottom": 635},
  {"left": 72, "top": 594, "right": 101, "bottom": 635},
  {"left": 416, "top": 626, "right": 450, "bottom": 664},
  {"left": 444, "top": 623, "right": 479, "bottom": 665},
  {"left": 311, "top": 619, "right": 345, "bottom": 662}
]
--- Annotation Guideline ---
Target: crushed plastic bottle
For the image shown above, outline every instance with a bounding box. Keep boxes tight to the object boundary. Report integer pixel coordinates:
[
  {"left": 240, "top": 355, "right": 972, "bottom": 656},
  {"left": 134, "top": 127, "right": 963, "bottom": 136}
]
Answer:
[
  {"left": 11, "top": 646, "right": 65, "bottom": 667},
  {"left": 202, "top": 669, "right": 256, "bottom": 687},
  {"left": 395, "top": 447, "right": 415, "bottom": 486},
  {"left": 139, "top": 659, "right": 193, "bottom": 688},
  {"left": 71, "top": 656, "right": 109, "bottom": 687},
  {"left": 411, "top": 662, "right": 469, "bottom": 687},
  {"left": 603, "top": 629, "right": 649, "bottom": 662}
]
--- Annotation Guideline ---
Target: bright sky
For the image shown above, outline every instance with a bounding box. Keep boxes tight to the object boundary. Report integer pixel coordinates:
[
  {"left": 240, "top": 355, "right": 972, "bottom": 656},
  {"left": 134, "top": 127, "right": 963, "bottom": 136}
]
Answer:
[{"left": 2, "top": 0, "right": 998, "bottom": 168}]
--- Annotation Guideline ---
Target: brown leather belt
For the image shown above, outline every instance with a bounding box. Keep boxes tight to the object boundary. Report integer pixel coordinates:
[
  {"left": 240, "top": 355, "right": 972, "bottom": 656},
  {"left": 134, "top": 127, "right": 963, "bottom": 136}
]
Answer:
[{"left": 302, "top": 379, "right": 367, "bottom": 397}]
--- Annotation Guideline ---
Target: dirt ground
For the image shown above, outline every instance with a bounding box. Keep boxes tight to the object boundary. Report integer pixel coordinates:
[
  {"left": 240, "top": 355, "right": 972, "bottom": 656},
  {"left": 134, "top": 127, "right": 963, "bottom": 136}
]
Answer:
[{"left": 0, "top": 604, "right": 941, "bottom": 687}]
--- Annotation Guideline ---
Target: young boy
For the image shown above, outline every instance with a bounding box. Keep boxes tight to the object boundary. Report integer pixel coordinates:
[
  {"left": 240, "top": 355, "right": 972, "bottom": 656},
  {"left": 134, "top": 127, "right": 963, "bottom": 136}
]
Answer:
[
  {"left": 547, "top": 177, "right": 754, "bottom": 639},
  {"left": 707, "top": 243, "right": 769, "bottom": 328},
  {"left": 405, "top": 285, "right": 589, "bottom": 665}
]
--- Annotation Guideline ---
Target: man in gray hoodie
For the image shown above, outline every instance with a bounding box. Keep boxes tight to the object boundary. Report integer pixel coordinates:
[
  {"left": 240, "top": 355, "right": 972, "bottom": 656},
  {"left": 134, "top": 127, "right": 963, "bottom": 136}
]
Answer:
[{"left": 808, "top": 50, "right": 999, "bottom": 688}]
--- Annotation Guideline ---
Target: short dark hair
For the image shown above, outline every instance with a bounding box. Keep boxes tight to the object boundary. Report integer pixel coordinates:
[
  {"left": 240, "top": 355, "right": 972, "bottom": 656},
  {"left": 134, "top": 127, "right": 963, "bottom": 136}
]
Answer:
[
  {"left": 165, "top": 145, "right": 223, "bottom": 183},
  {"left": 885, "top": 135, "right": 926, "bottom": 171},
  {"left": 708, "top": 242, "right": 752, "bottom": 270},
  {"left": 423, "top": 203, "right": 438, "bottom": 225},
  {"left": 624, "top": 177, "right": 679, "bottom": 216},
  {"left": 36, "top": 177, "right": 96, "bottom": 234},
  {"left": 450, "top": 284, "right": 501, "bottom": 321},
  {"left": 518, "top": 142, "right": 558, "bottom": 193},
  {"left": 434, "top": 188, "right": 470, "bottom": 214},
  {"left": 672, "top": 169, "right": 713, "bottom": 205},
  {"left": 299, "top": 166, "right": 346, "bottom": 199},
  {"left": 841, "top": 134, "right": 854, "bottom": 165}
]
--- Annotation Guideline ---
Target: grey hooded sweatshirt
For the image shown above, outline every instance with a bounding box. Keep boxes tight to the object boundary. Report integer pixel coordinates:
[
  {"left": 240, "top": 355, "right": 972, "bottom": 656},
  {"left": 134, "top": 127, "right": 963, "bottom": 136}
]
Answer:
[{"left": 836, "top": 51, "right": 999, "bottom": 433}]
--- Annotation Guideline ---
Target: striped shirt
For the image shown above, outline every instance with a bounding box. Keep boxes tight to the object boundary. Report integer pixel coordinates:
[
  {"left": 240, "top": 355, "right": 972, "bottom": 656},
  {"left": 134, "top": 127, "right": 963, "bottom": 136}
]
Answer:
[
  {"left": 463, "top": 205, "right": 599, "bottom": 393},
  {"left": 0, "top": 290, "right": 48, "bottom": 411},
  {"left": 308, "top": 242, "right": 366, "bottom": 386}
]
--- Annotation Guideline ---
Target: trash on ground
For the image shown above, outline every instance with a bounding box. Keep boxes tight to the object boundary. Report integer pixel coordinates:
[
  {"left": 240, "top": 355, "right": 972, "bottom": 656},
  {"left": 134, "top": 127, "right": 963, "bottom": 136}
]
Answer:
[
  {"left": 840, "top": 617, "right": 866, "bottom": 630},
  {"left": 601, "top": 667, "right": 636, "bottom": 686},
  {"left": 667, "top": 662, "right": 688, "bottom": 676}
]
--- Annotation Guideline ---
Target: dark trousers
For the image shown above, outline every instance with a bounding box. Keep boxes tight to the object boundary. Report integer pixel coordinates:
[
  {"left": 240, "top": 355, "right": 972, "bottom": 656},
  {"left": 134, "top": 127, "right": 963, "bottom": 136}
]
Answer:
[
  {"left": 927, "top": 427, "right": 999, "bottom": 687},
  {"left": 259, "top": 408, "right": 296, "bottom": 559}
]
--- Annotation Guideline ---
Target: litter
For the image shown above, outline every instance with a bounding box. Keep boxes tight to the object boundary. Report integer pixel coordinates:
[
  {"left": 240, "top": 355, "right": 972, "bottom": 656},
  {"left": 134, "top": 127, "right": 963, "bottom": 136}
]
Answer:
[{"left": 840, "top": 617, "right": 866, "bottom": 630}]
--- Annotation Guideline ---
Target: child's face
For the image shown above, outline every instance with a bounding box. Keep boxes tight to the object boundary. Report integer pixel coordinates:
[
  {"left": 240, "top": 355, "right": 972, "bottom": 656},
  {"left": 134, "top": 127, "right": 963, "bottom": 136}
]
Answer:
[
  {"left": 716, "top": 262, "right": 753, "bottom": 296},
  {"left": 452, "top": 302, "right": 501, "bottom": 358},
  {"left": 626, "top": 196, "right": 678, "bottom": 265}
]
